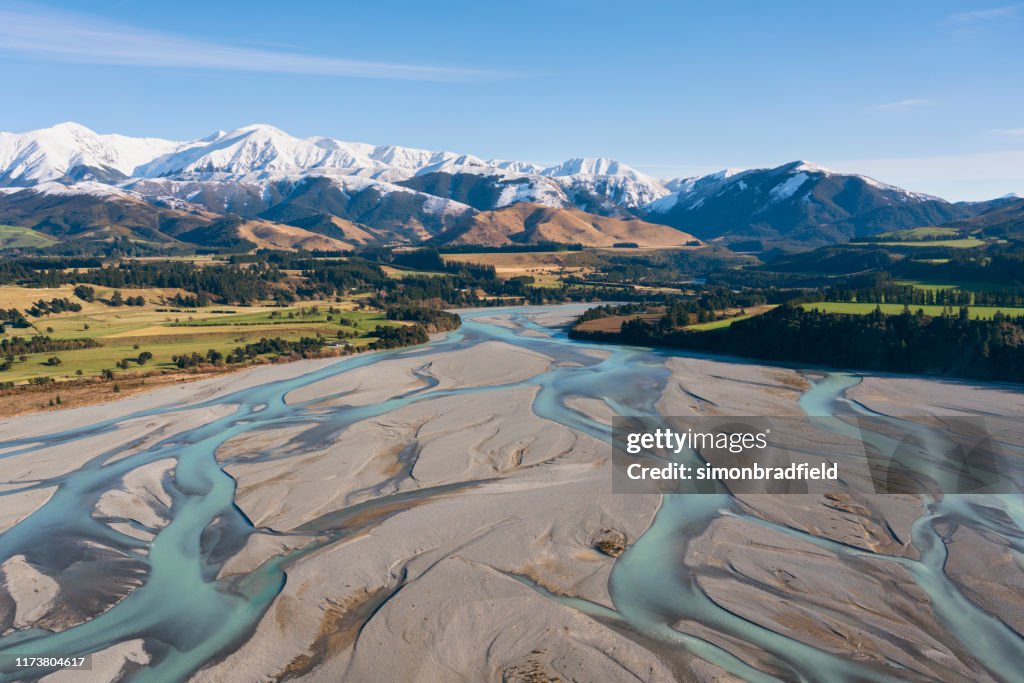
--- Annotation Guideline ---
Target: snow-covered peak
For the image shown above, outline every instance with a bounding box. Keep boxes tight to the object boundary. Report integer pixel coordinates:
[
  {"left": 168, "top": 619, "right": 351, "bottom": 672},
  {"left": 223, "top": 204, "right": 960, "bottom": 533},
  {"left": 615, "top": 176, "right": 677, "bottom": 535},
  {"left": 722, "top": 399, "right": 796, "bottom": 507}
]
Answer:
[
  {"left": 490, "top": 159, "right": 546, "bottom": 174},
  {"left": 135, "top": 125, "right": 501, "bottom": 182},
  {"left": 789, "top": 160, "right": 833, "bottom": 174},
  {"left": 538, "top": 158, "right": 669, "bottom": 209},
  {"left": 47, "top": 121, "right": 95, "bottom": 135},
  {"left": 199, "top": 130, "right": 227, "bottom": 142},
  {"left": 412, "top": 153, "right": 493, "bottom": 177},
  {"left": 706, "top": 168, "right": 746, "bottom": 181},
  {"left": 542, "top": 157, "right": 646, "bottom": 179},
  {"left": 0, "top": 122, "right": 185, "bottom": 186},
  {"left": 232, "top": 123, "right": 289, "bottom": 136}
]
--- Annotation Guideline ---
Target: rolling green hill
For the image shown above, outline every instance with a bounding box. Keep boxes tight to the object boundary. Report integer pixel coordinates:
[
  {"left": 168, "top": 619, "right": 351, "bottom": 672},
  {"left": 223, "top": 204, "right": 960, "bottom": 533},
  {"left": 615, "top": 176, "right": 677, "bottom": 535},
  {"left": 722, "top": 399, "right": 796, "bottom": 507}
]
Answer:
[{"left": 0, "top": 224, "right": 58, "bottom": 248}]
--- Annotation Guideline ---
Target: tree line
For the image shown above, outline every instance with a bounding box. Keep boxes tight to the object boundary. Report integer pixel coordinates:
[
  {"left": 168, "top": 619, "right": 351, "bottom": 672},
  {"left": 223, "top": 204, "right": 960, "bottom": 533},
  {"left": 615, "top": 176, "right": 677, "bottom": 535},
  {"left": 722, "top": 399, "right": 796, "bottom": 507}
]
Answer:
[
  {"left": 827, "top": 278, "right": 1024, "bottom": 308},
  {"left": 571, "top": 304, "right": 1024, "bottom": 384}
]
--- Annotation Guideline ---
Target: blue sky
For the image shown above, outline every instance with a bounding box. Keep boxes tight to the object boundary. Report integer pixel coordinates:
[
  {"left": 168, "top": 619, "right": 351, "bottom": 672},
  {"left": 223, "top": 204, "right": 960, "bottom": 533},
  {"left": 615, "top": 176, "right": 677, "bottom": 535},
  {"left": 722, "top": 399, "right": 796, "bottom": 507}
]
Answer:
[{"left": 1, "top": 0, "right": 1022, "bottom": 200}]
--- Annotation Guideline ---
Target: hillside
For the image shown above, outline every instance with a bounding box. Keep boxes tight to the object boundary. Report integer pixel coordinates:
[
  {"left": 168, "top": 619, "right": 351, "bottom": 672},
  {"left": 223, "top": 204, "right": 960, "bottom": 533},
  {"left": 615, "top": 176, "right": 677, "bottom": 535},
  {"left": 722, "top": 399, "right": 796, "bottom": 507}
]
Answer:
[
  {"left": 0, "top": 184, "right": 350, "bottom": 251},
  {"left": 644, "top": 162, "right": 984, "bottom": 247},
  {"left": 436, "top": 203, "right": 702, "bottom": 247},
  {"left": 942, "top": 197, "right": 1024, "bottom": 239}
]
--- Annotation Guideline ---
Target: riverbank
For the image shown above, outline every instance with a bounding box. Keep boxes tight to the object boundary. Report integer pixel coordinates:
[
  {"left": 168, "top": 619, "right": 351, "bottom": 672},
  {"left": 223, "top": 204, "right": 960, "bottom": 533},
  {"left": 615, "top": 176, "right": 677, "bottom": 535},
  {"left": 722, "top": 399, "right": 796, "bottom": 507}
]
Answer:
[
  {"left": 0, "top": 321, "right": 460, "bottom": 419},
  {"left": 0, "top": 362, "right": 244, "bottom": 419},
  {"left": 0, "top": 350, "right": 354, "bottom": 419},
  {"left": 571, "top": 303, "right": 1024, "bottom": 388}
]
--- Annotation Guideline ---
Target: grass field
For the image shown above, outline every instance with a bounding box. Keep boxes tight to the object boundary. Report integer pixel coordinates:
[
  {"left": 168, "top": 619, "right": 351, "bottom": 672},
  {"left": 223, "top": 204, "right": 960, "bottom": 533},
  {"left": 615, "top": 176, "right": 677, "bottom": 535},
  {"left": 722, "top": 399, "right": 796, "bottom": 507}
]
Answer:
[
  {"left": 860, "top": 226, "right": 987, "bottom": 248},
  {"left": 575, "top": 305, "right": 774, "bottom": 334},
  {"left": 861, "top": 238, "right": 986, "bottom": 248},
  {"left": 892, "top": 280, "right": 1011, "bottom": 294},
  {"left": 0, "top": 224, "right": 57, "bottom": 249},
  {"left": 381, "top": 265, "right": 450, "bottom": 279},
  {"left": 685, "top": 316, "right": 749, "bottom": 331},
  {"left": 168, "top": 305, "right": 363, "bottom": 326},
  {"left": 0, "top": 287, "right": 398, "bottom": 385},
  {"left": 891, "top": 280, "right": 958, "bottom": 292},
  {"left": 872, "top": 226, "right": 961, "bottom": 240},
  {"left": 684, "top": 305, "right": 777, "bottom": 331},
  {"left": 801, "top": 302, "right": 1024, "bottom": 318}
]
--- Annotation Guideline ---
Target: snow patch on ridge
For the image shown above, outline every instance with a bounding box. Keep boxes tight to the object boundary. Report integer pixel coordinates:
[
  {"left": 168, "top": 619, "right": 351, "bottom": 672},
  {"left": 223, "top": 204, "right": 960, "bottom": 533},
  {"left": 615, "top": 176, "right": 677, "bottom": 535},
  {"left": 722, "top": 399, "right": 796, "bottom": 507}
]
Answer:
[{"left": 769, "top": 172, "right": 810, "bottom": 201}]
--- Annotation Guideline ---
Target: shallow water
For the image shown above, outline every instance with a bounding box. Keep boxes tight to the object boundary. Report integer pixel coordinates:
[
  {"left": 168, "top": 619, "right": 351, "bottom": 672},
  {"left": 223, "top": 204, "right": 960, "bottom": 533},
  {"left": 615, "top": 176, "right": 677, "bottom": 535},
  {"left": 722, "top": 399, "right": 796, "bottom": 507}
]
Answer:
[{"left": 0, "top": 305, "right": 1020, "bottom": 682}]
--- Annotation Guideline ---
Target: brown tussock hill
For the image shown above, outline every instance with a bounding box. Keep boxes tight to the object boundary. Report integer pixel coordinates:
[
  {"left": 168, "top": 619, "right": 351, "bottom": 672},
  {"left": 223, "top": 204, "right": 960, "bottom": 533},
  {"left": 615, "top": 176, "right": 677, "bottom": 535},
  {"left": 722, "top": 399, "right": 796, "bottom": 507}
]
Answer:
[
  {"left": 441, "top": 203, "right": 702, "bottom": 247},
  {"left": 235, "top": 220, "right": 355, "bottom": 251}
]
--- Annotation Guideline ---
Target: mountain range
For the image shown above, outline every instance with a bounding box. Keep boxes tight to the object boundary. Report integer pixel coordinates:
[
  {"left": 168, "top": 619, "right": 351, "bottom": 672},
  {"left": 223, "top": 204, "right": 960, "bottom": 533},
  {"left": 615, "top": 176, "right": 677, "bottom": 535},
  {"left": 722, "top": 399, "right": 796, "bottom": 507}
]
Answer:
[{"left": 0, "top": 122, "right": 1015, "bottom": 251}]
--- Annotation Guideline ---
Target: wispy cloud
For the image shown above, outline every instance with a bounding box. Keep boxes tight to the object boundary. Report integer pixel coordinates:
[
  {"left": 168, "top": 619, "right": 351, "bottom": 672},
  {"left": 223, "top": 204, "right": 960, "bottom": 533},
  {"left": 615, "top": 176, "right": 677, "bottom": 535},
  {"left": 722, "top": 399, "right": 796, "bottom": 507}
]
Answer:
[
  {"left": 943, "top": 4, "right": 1021, "bottom": 37},
  {"left": 0, "top": 4, "right": 505, "bottom": 82},
  {"left": 995, "top": 128, "right": 1024, "bottom": 137},
  {"left": 945, "top": 4, "right": 1021, "bottom": 24},
  {"left": 868, "top": 98, "right": 930, "bottom": 112}
]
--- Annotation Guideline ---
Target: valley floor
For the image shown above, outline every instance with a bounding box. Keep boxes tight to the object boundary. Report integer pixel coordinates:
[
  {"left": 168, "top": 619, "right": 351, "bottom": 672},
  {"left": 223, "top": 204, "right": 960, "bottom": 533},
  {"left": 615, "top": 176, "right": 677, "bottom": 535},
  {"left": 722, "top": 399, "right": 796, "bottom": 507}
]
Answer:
[{"left": 0, "top": 306, "right": 1021, "bottom": 682}]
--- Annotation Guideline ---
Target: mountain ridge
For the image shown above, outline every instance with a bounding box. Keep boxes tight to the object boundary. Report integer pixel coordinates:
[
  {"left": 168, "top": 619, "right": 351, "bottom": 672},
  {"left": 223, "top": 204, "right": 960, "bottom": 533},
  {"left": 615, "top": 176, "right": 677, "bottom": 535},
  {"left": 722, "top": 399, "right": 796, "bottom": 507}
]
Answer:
[{"left": 0, "top": 122, "right": 1013, "bottom": 250}]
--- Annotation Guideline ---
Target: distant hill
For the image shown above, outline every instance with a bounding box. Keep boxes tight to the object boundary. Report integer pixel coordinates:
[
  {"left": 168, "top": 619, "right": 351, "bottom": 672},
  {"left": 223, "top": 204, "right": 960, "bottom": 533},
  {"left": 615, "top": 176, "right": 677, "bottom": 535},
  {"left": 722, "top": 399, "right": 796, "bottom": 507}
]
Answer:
[
  {"left": 0, "top": 183, "right": 352, "bottom": 251},
  {"left": 643, "top": 162, "right": 988, "bottom": 248},
  {"left": 942, "top": 197, "right": 1024, "bottom": 239},
  {"left": 435, "top": 203, "right": 702, "bottom": 248}
]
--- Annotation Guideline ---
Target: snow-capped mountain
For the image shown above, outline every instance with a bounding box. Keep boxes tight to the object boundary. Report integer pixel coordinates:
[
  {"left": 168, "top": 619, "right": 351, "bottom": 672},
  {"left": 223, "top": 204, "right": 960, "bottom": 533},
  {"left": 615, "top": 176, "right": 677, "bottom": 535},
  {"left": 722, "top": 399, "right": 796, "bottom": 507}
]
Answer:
[
  {"left": 135, "top": 124, "right": 498, "bottom": 182},
  {"left": 0, "top": 122, "right": 186, "bottom": 186},
  {"left": 0, "top": 122, "right": 491, "bottom": 186},
  {"left": 644, "top": 161, "right": 981, "bottom": 246},
  {"left": 539, "top": 158, "right": 669, "bottom": 214},
  {"left": 0, "top": 122, "right": 1006, "bottom": 249},
  {"left": 0, "top": 123, "right": 667, "bottom": 210}
]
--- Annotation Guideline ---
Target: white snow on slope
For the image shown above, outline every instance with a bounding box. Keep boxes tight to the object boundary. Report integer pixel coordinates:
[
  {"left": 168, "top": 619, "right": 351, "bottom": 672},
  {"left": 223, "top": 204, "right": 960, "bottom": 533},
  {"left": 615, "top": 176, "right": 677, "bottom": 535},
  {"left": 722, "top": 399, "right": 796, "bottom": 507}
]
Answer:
[
  {"left": 0, "top": 123, "right": 186, "bottom": 185},
  {"left": 541, "top": 157, "right": 645, "bottom": 179},
  {"left": 30, "top": 180, "right": 141, "bottom": 200},
  {"left": 769, "top": 172, "right": 810, "bottom": 201},
  {"left": 495, "top": 179, "right": 567, "bottom": 208}
]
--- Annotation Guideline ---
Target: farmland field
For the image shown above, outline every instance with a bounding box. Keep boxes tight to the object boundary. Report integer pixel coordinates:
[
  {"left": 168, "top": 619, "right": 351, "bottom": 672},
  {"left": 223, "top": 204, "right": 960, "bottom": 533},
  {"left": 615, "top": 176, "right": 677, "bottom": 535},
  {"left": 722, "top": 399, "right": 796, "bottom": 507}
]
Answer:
[
  {"left": 860, "top": 238, "right": 986, "bottom": 248},
  {"left": 872, "top": 226, "right": 961, "bottom": 240},
  {"left": 0, "top": 286, "right": 398, "bottom": 385},
  {"left": 573, "top": 311, "right": 664, "bottom": 333},
  {"left": 853, "top": 226, "right": 988, "bottom": 248},
  {"left": 801, "top": 301, "right": 1024, "bottom": 318},
  {"left": 381, "top": 265, "right": 450, "bottom": 279},
  {"left": 892, "top": 280, "right": 1010, "bottom": 294}
]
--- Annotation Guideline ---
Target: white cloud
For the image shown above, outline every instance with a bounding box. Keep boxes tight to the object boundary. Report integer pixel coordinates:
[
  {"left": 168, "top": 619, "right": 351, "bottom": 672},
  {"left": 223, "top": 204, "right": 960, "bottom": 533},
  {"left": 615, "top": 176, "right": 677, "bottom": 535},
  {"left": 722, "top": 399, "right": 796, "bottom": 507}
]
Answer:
[
  {"left": 869, "top": 98, "right": 930, "bottom": 112},
  {"left": 995, "top": 128, "right": 1024, "bottom": 137},
  {"left": 945, "top": 4, "right": 1021, "bottom": 24},
  {"left": 943, "top": 4, "right": 1021, "bottom": 38},
  {"left": 0, "top": 4, "right": 504, "bottom": 82}
]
